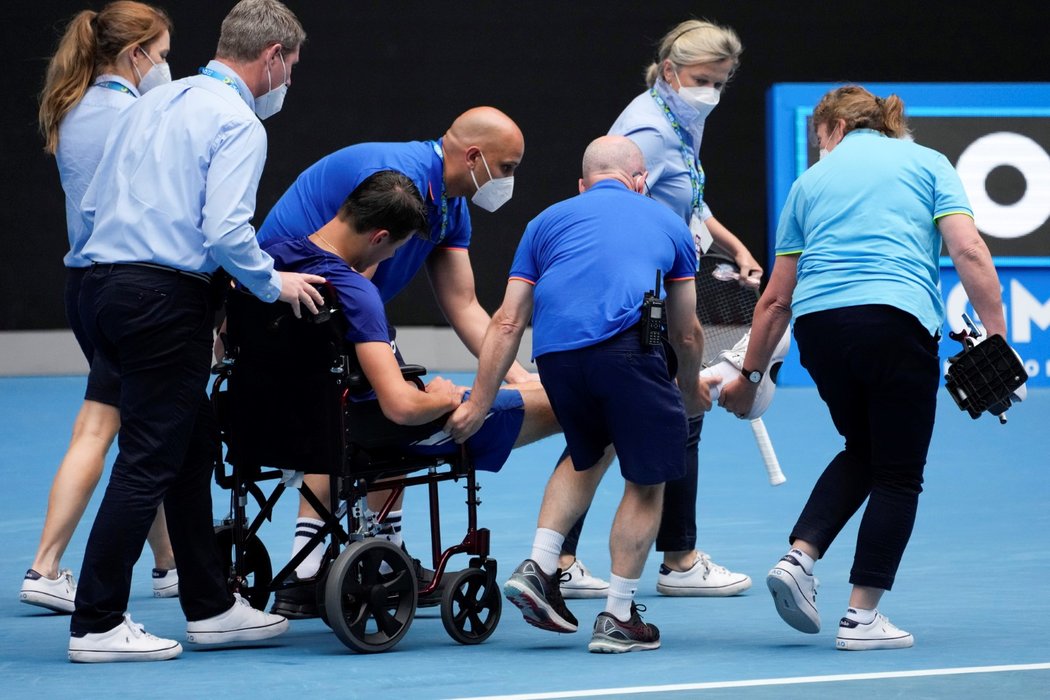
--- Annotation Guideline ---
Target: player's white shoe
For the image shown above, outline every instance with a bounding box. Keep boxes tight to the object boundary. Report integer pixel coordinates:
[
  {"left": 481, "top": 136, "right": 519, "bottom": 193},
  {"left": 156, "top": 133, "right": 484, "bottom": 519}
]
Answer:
[{"left": 836, "top": 610, "right": 914, "bottom": 650}]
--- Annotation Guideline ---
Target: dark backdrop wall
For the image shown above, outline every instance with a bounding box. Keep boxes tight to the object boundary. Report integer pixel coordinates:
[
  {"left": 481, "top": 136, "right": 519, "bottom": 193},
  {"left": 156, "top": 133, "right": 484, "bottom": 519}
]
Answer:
[{"left": 4, "top": 1, "right": 1047, "bottom": 330}]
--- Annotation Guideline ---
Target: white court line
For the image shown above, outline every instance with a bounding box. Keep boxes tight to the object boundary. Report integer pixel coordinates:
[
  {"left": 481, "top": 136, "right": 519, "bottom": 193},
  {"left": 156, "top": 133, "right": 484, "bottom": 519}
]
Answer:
[{"left": 448, "top": 662, "right": 1050, "bottom": 700}]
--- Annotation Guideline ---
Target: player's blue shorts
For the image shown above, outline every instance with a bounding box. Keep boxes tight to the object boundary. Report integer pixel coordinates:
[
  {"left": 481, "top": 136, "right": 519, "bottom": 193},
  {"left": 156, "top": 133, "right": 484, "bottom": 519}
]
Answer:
[
  {"left": 404, "top": 389, "right": 524, "bottom": 472},
  {"left": 537, "top": 327, "right": 688, "bottom": 485}
]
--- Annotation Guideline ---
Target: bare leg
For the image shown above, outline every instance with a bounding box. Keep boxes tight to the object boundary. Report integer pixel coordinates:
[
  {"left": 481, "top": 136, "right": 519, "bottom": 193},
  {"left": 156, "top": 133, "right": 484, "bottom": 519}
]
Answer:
[
  {"left": 555, "top": 449, "right": 616, "bottom": 570},
  {"left": 509, "top": 384, "right": 561, "bottom": 448},
  {"left": 610, "top": 481, "right": 665, "bottom": 579},
  {"left": 789, "top": 537, "right": 822, "bottom": 561},
  {"left": 30, "top": 401, "right": 117, "bottom": 578},
  {"left": 849, "top": 585, "right": 885, "bottom": 610},
  {"left": 145, "top": 504, "right": 176, "bottom": 570},
  {"left": 537, "top": 446, "right": 614, "bottom": 535}
]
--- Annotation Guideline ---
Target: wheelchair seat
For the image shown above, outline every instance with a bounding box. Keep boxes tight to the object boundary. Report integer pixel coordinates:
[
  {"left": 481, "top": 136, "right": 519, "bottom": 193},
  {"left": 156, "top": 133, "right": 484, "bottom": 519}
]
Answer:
[{"left": 211, "top": 285, "right": 501, "bottom": 653}]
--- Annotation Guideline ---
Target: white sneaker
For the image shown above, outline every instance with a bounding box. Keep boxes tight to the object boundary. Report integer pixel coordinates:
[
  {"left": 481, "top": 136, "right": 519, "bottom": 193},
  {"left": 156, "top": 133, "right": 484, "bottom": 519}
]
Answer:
[
  {"left": 657, "top": 552, "right": 752, "bottom": 597},
  {"left": 20, "top": 568, "right": 76, "bottom": 613},
  {"left": 69, "top": 613, "right": 182, "bottom": 663},
  {"left": 766, "top": 553, "right": 820, "bottom": 633},
  {"left": 836, "top": 610, "right": 914, "bottom": 650},
  {"left": 152, "top": 568, "right": 179, "bottom": 598},
  {"left": 185, "top": 593, "right": 288, "bottom": 645},
  {"left": 560, "top": 559, "right": 609, "bottom": 599}
]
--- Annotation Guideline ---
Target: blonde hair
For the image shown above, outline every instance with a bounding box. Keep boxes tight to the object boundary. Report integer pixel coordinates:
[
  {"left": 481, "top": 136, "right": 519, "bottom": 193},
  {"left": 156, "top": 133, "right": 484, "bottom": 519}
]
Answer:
[
  {"left": 813, "top": 85, "right": 910, "bottom": 139},
  {"left": 216, "top": 0, "right": 305, "bottom": 62},
  {"left": 644, "top": 19, "right": 743, "bottom": 88},
  {"left": 38, "top": 1, "right": 171, "bottom": 154}
]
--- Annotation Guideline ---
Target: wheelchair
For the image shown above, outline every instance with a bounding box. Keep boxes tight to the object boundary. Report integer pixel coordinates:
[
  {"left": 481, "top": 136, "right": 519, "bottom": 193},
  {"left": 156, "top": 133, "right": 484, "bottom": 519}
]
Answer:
[{"left": 210, "top": 285, "right": 501, "bottom": 652}]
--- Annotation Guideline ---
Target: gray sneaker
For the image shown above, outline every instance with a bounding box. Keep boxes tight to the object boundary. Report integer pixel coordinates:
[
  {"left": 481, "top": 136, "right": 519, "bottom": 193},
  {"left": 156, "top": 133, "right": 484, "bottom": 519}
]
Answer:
[
  {"left": 503, "top": 559, "right": 578, "bottom": 633},
  {"left": 588, "top": 603, "right": 660, "bottom": 653}
]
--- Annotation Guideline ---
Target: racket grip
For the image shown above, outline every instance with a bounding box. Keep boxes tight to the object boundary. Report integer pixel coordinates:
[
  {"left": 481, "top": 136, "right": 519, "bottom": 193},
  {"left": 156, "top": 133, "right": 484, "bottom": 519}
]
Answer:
[{"left": 750, "top": 418, "right": 786, "bottom": 486}]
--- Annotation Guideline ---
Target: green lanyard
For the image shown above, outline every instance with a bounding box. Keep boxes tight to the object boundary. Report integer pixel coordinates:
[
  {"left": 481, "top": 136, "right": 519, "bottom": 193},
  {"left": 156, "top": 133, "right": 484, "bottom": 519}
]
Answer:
[{"left": 649, "top": 88, "right": 705, "bottom": 212}]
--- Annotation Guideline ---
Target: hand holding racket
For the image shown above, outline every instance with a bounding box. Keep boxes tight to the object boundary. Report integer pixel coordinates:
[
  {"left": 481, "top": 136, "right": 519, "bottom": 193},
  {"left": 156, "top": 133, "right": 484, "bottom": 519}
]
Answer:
[{"left": 695, "top": 253, "right": 786, "bottom": 486}]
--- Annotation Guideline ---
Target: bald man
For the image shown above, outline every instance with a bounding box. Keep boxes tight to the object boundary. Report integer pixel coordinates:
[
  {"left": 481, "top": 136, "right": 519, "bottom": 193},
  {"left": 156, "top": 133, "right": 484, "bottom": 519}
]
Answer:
[
  {"left": 445, "top": 136, "right": 711, "bottom": 653},
  {"left": 256, "top": 107, "right": 533, "bottom": 618}
]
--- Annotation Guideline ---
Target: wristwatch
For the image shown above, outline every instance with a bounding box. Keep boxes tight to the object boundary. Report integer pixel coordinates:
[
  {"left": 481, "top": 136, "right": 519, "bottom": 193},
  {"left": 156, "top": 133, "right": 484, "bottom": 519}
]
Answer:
[{"left": 742, "top": 368, "right": 763, "bottom": 384}]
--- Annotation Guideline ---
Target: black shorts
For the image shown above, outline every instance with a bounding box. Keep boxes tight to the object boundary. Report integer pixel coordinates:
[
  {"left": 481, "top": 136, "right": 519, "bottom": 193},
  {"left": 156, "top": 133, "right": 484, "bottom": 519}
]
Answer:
[{"left": 66, "top": 267, "right": 119, "bottom": 407}]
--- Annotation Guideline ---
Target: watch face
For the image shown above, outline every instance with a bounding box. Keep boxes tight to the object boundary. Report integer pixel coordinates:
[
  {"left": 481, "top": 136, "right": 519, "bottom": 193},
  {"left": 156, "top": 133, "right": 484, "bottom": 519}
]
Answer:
[{"left": 747, "top": 370, "right": 762, "bottom": 384}]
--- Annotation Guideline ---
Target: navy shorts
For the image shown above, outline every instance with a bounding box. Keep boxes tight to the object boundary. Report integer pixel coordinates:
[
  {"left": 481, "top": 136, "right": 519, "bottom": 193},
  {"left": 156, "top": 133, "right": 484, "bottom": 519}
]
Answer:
[
  {"left": 404, "top": 389, "right": 524, "bottom": 472},
  {"left": 537, "top": 328, "right": 688, "bottom": 486},
  {"left": 66, "top": 267, "right": 120, "bottom": 407}
]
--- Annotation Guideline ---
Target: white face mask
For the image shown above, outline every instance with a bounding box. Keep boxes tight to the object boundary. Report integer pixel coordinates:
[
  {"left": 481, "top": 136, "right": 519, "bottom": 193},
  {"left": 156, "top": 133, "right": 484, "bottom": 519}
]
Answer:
[
  {"left": 470, "top": 151, "right": 514, "bottom": 212},
  {"left": 133, "top": 49, "right": 171, "bottom": 94},
  {"left": 255, "top": 53, "right": 288, "bottom": 120},
  {"left": 671, "top": 72, "right": 720, "bottom": 120}
]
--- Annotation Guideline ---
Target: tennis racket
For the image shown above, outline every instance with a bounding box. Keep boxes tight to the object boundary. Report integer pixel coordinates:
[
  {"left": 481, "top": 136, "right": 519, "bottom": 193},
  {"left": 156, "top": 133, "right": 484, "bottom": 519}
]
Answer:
[{"left": 695, "top": 253, "right": 786, "bottom": 486}]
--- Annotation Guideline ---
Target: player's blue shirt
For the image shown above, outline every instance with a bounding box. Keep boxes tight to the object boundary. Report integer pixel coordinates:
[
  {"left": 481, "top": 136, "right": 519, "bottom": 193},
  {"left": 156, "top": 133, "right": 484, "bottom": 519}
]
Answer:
[
  {"left": 264, "top": 236, "right": 522, "bottom": 472},
  {"left": 775, "top": 129, "right": 973, "bottom": 335},
  {"left": 257, "top": 140, "right": 471, "bottom": 302},
  {"left": 510, "top": 179, "right": 697, "bottom": 358}
]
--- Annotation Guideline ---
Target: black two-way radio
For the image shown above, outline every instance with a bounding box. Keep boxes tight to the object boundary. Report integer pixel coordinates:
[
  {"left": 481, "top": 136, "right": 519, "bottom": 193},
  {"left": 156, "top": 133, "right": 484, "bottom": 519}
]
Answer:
[{"left": 640, "top": 270, "right": 665, "bottom": 347}]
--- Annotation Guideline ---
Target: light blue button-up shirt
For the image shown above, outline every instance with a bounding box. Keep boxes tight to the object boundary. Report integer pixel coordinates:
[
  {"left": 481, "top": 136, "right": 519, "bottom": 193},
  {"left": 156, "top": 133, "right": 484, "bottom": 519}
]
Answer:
[
  {"left": 608, "top": 79, "right": 713, "bottom": 224},
  {"left": 81, "top": 60, "right": 281, "bottom": 302},
  {"left": 57, "top": 74, "right": 139, "bottom": 268}
]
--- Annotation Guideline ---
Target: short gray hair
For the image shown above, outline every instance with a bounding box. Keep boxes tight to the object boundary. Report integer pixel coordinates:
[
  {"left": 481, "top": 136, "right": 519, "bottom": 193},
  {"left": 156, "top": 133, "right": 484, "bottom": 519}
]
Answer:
[{"left": 216, "top": 0, "right": 305, "bottom": 62}]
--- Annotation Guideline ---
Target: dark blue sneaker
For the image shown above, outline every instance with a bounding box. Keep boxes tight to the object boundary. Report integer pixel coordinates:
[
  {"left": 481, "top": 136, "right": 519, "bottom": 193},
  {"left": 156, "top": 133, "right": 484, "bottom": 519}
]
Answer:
[
  {"left": 503, "top": 559, "right": 578, "bottom": 633},
  {"left": 588, "top": 603, "right": 660, "bottom": 653}
]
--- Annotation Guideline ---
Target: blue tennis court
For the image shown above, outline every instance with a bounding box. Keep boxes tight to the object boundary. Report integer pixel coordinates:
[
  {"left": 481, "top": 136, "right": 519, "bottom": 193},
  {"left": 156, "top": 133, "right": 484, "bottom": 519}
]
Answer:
[{"left": 1, "top": 374, "right": 1047, "bottom": 697}]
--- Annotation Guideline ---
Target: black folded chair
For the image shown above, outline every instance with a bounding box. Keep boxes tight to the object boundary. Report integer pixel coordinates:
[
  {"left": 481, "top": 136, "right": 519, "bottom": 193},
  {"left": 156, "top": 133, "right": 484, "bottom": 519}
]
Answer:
[{"left": 210, "top": 285, "right": 501, "bottom": 652}]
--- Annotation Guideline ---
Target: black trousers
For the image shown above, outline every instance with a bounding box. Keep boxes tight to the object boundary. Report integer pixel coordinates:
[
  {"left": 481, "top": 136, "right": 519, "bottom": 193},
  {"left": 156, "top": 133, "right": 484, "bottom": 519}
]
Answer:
[
  {"left": 71, "top": 264, "right": 233, "bottom": 635},
  {"left": 792, "top": 304, "right": 940, "bottom": 591},
  {"left": 561, "top": 414, "right": 703, "bottom": 555}
]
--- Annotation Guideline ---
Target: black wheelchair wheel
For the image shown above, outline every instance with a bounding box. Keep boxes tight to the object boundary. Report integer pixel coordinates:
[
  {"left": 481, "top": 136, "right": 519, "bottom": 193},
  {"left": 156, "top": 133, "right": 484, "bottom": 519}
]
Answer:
[
  {"left": 440, "top": 567, "right": 501, "bottom": 645},
  {"left": 214, "top": 525, "right": 272, "bottom": 611},
  {"left": 324, "top": 539, "right": 417, "bottom": 653}
]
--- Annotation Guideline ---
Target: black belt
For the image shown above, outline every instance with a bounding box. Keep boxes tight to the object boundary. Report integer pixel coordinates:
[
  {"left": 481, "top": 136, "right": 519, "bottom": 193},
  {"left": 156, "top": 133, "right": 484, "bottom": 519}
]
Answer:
[{"left": 91, "top": 262, "right": 212, "bottom": 285}]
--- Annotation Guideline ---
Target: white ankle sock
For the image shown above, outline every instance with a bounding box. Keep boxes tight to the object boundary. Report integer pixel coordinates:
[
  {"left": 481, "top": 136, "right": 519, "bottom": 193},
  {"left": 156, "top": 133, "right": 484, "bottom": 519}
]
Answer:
[
  {"left": 292, "top": 518, "right": 325, "bottom": 579},
  {"left": 788, "top": 547, "right": 816, "bottom": 574},
  {"left": 845, "top": 606, "right": 877, "bottom": 624},
  {"left": 530, "top": 528, "right": 565, "bottom": 576},
  {"left": 604, "top": 574, "right": 639, "bottom": 621},
  {"left": 378, "top": 510, "right": 404, "bottom": 548}
]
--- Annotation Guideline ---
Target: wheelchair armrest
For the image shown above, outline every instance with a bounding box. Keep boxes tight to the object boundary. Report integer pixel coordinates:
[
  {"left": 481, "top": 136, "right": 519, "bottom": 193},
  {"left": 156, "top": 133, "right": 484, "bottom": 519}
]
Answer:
[{"left": 346, "top": 363, "right": 429, "bottom": 392}]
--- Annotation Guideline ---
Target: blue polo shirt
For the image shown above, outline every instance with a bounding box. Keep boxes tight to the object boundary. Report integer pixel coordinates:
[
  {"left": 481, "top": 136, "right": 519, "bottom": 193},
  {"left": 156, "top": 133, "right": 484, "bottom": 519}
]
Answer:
[
  {"left": 510, "top": 179, "right": 696, "bottom": 358},
  {"left": 775, "top": 129, "right": 972, "bottom": 335},
  {"left": 256, "top": 140, "right": 471, "bottom": 302}
]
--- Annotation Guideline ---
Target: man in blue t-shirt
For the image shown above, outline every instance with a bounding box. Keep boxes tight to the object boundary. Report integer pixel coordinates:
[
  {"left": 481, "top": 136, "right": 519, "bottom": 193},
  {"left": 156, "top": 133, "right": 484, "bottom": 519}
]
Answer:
[
  {"left": 259, "top": 108, "right": 536, "bottom": 616},
  {"left": 447, "top": 136, "right": 715, "bottom": 654},
  {"left": 263, "top": 170, "right": 560, "bottom": 618}
]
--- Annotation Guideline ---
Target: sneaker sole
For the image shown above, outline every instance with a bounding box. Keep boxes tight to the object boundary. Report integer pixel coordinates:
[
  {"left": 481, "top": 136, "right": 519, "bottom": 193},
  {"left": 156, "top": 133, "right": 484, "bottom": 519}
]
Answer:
[
  {"left": 588, "top": 637, "right": 660, "bottom": 653},
  {"left": 69, "top": 642, "right": 182, "bottom": 663},
  {"left": 503, "top": 579, "right": 577, "bottom": 633},
  {"left": 656, "top": 576, "right": 752, "bottom": 597},
  {"left": 185, "top": 617, "right": 289, "bottom": 645},
  {"left": 836, "top": 633, "right": 914, "bottom": 651},
  {"left": 20, "top": 590, "right": 75, "bottom": 614},
  {"left": 766, "top": 569, "right": 820, "bottom": 634},
  {"left": 561, "top": 586, "right": 609, "bottom": 600},
  {"left": 153, "top": 584, "right": 179, "bottom": 599}
]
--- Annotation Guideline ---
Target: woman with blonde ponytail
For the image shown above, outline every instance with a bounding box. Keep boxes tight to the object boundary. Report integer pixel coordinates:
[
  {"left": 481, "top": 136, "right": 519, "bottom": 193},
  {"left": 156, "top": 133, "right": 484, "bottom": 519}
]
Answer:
[
  {"left": 721, "top": 84, "right": 1011, "bottom": 651},
  {"left": 21, "top": 2, "right": 176, "bottom": 614},
  {"left": 554, "top": 18, "right": 757, "bottom": 602}
]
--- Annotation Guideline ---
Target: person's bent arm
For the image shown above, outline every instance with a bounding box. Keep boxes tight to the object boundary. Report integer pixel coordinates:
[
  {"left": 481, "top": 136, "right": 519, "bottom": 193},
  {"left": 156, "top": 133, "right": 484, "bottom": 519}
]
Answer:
[
  {"left": 939, "top": 213, "right": 1006, "bottom": 338},
  {"left": 665, "top": 277, "right": 710, "bottom": 416},
  {"left": 720, "top": 254, "right": 798, "bottom": 416},
  {"left": 427, "top": 249, "right": 537, "bottom": 383},
  {"left": 356, "top": 341, "right": 462, "bottom": 425},
  {"left": 444, "top": 279, "right": 534, "bottom": 442}
]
